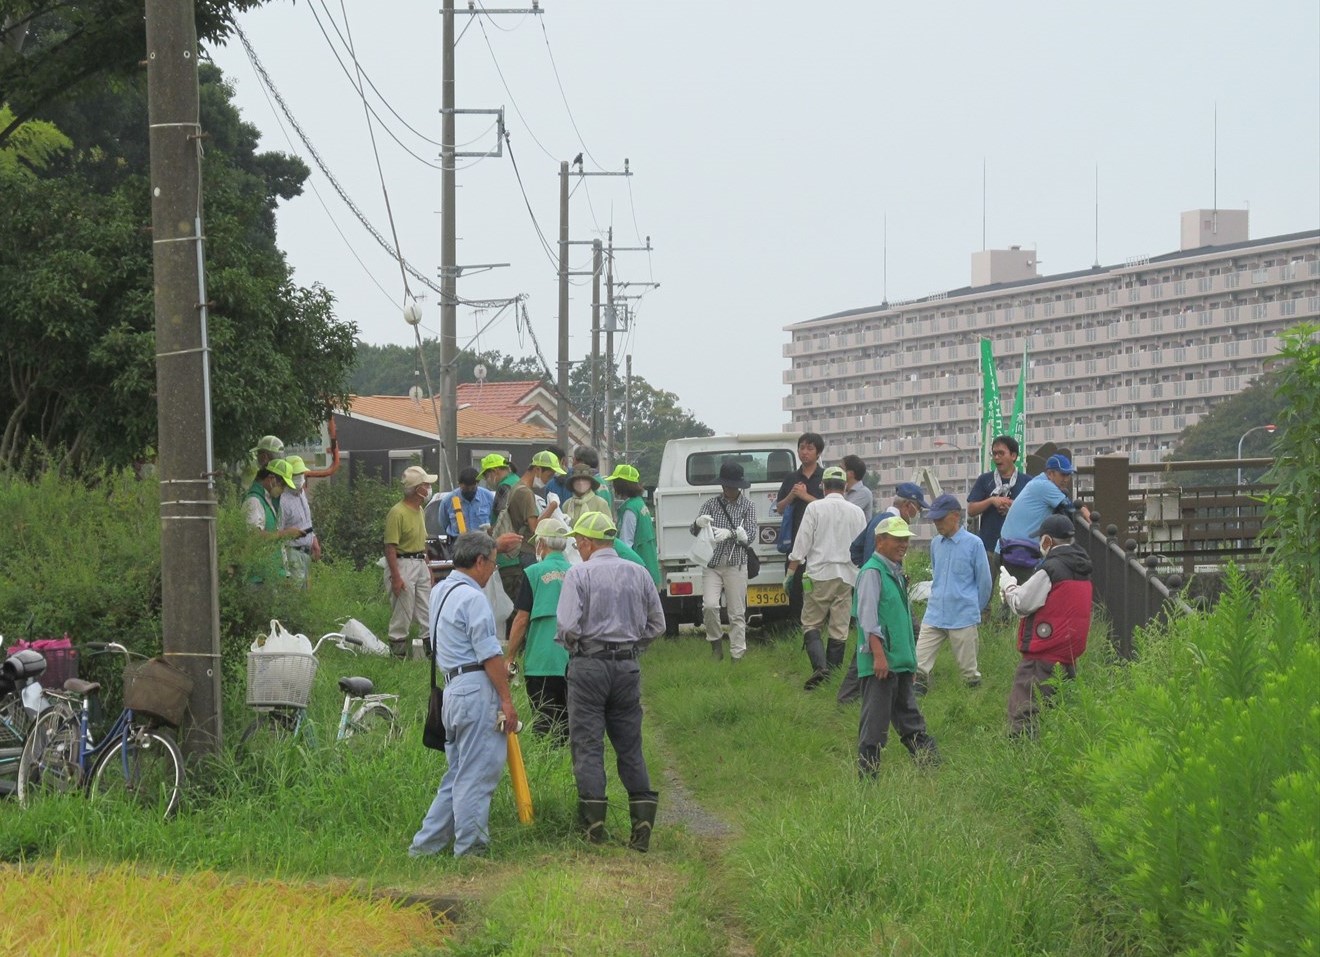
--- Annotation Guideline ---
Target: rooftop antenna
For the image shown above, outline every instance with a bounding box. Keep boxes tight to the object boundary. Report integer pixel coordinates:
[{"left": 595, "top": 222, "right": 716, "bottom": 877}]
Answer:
[
  {"left": 981, "top": 157, "right": 987, "bottom": 251},
  {"left": 1093, "top": 163, "right": 1101, "bottom": 268},
  {"left": 882, "top": 212, "right": 889, "bottom": 307},
  {"left": 1212, "top": 102, "right": 1219, "bottom": 235}
]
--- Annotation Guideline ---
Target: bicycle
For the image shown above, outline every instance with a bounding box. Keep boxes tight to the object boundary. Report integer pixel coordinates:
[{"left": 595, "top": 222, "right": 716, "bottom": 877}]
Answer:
[
  {"left": 238, "top": 632, "right": 399, "bottom": 757},
  {"left": 16, "top": 642, "right": 186, "bottom": 818},
  {"left": 1, "top": 648, "right": 50, "bottom": 796}
]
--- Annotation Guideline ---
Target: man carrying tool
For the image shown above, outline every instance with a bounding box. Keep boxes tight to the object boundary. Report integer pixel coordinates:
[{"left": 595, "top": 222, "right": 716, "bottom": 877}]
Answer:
[
  {"left": 557, "top": 511, "right": 666, "bottom": 851},
  {"left": 435, "top": 467, "right": 495, "bottom": 537}
]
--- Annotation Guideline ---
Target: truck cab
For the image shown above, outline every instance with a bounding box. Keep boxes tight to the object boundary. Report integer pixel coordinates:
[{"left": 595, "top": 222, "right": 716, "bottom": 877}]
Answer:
[{"left": 652, "top": 434, "right": 799, "bottom": 635}]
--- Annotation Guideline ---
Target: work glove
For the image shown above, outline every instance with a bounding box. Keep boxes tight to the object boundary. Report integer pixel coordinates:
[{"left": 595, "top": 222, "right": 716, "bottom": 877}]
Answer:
[
  {"left": 695, "top": 514, "right": 713, "bottom": 529},
  {"left": 734, "top": 527, "right": 749, "bottom": 545},
  {"left": 998, "top": 566, "right": 1014, "bottom": 593},
  {"left": 712, "top": 527, "right": 732, "bottom": 543},
  {"left": 783, "top": 570, "right": 795, "bottom": 593}
]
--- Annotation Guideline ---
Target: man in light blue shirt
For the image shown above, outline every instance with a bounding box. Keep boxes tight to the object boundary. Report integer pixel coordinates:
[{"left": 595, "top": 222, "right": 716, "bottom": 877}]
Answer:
[
  {"left": 915, "top": 495, "right": 992, "bottom": 693},
  {"left": 409, "top": 531, "right": 518, "bottom": 859},
  {"left": 433, "top": 467, "right": 496, "bottom": 536},
  {"left": 997, "top": 454, "right": 1091, "bottom": 584}
]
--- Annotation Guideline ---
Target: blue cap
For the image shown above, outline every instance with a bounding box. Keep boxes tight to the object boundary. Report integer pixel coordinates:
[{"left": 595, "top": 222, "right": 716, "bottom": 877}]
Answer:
[
  {"left": 926, "top": 493, "right": 962, "bottom": 520},
  {"left": 1045, "top": 454, "right": 1075, "bottom": 475},
  {"left": 894, "top": 482, "right": 929, "bottom": 509}
]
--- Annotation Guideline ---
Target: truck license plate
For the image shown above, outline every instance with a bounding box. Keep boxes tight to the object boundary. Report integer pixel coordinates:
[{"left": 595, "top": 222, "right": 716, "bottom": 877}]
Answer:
[{"left": 747, "top": 584, "right": 789, "bottom": 607}]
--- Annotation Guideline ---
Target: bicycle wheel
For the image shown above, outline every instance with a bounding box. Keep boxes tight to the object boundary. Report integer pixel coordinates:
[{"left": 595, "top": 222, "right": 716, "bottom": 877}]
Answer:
[
  {"left": 342, "top": 703, "right": 398, "bottom": 752},
  {"left": 89, "top": 726, "right": 184, "bottom": 818},
  {"left": 236, "top": 710, "right": 307, "bottom": 759},
  {"left": 16, "top": 705, "right": 83, "bottom": 806}
]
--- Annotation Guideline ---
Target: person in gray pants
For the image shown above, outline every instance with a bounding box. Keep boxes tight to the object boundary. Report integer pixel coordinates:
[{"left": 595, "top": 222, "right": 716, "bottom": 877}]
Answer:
[{"left": 556, "top": 511, "right": 666, "bottom": 851}]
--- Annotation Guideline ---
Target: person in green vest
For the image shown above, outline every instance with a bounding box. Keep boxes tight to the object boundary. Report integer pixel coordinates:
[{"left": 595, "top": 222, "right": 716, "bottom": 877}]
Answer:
[
  {"left": 505, "top": 516, "right": 573, "bottom": 745},
  {"left": 239, "top": 434, "right": 285, "bottom": 489},
  {"left": 605, "top": 463, "right": 660, "bottom": 588},
  {"left": 243, "top": 458, "right": 302, "bottom": 583},
  {"left": 853, "top": 516, "right": 940, "bottom": 778}
]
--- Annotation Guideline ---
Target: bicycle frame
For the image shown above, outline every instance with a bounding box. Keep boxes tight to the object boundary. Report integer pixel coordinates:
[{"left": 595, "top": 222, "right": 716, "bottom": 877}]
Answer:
[
  {"left": 43, "top": 690, "right": 140, "bottom": 785},
  {"left": 334, "top": 690, "right": 399, "bottom": 742}
]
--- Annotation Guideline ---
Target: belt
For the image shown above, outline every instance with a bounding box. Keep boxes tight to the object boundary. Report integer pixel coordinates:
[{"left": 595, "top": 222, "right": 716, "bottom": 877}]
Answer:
[
  {"left": 574, "top": 644, "right": 639, "bottom": 660},
  {"left": 291, "top": 545, "right": 311, "bottom": 553},
  {"left": 445, "top": 662, "right": 485, "bottom": 679},
  {"left": 397, "top": 552, "right": 427, "bottom": 559}
]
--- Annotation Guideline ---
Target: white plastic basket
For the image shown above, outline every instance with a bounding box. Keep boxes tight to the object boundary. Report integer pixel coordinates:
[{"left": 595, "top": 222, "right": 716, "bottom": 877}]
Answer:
[{"left": 246, "top": 652, "right": 318, "bottom": 708}]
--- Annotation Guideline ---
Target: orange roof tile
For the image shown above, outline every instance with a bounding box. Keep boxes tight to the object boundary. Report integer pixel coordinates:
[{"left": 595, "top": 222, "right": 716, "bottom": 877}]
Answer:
[
  {"left": 455, "top": 380, "right": 544, "bottom": 421},
  {"left": 340, "top": 395, "right": 554, "bottom": 441}
]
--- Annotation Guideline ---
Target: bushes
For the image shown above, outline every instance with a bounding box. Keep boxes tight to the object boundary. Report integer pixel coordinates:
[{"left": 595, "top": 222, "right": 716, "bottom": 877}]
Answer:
[
  {"left": 1056, "top": 567, "right": 1319, "bottom": 955},
  {"left": 306, "top": 474, "right": 396, "bottom": 570}
]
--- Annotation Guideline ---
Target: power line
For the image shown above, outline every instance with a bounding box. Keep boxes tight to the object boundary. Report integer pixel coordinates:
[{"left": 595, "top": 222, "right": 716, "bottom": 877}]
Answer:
[
  {"left": 503, "top": 129, "right": 561, "bottom": 270},
  {"left": 476, "top": 13, "right": 559, "bottom": 162},
  {"left": 539, "top": 17, "right": 604, "bottom": 171}
]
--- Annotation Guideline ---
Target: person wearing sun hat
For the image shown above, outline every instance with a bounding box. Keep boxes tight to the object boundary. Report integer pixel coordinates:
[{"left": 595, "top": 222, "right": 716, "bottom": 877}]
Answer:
[
  {"left": 279, "top": 454, "right": 320, "bottom": 585},
  {"left": 605, "top": 463, "right": 660, "bottom": 587},
  {"left": 690, "top": 461, "right": 760, "bottom": 662},
  {"left": 383, "top": 464, "right": 438, "bottom": 657},
  {"left": 557, "top": 509, "right": 665, "bottom": 851},
  {"left": 786, "top": 465, "right": 867, "bottom": 690},
  {"left": 239, "top": 433, "right": 285, "bottom": 487},
  {"left": 504, "top": 516, "right": 574, "bottom": 745},
  {"left": 854, "top": 515, "right": 940, "bottom": 776},
  {"left": 561, "top": 464, "right": 611, "bottom": 528}
]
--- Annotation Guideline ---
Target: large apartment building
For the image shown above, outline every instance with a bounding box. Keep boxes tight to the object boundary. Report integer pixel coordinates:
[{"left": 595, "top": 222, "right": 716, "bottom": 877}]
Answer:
[{"left": 783, "top": 210, "right": 1320, "bottom": 495}]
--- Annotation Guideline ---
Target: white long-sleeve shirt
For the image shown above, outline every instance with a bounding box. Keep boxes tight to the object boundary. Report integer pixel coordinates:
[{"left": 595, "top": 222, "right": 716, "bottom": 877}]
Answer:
[{"left": 788, "top": 492, "right": 867, "bottom": 585}]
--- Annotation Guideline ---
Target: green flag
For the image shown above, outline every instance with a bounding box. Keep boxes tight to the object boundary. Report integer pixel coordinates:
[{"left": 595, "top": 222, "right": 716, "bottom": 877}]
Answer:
[
  {"left": 979, "top": 339, "right": 1002, "bottom": 473},
  {"left": 1010, "top": 340, "right": 1028, "bottom": 454}
]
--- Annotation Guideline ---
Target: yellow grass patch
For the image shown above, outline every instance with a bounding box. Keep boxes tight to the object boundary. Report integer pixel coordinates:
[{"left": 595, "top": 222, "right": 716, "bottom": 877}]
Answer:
[{"left": 1, "top": 861, "right": 450, "bottom": 957}]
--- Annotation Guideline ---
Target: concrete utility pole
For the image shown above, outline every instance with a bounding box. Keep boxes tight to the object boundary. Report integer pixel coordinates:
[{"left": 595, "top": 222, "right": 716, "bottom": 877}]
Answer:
[
  {"left": 439, "top": 0, "right": 458, "bottom": 485},
  {"left": 591, "top": 238, "right": 602, "bottom": 448},
  {"left": 625, "top": 353, "right": 633, "bottom": 463},
  {"left": 145, "top": 0, "right": 222, "bottom": 755},
  {"left": 556, "top": 160, "right": 570, "bottom": 453},
  {"left": 605, "top": 227, "right": 615, "bottom": 466}
]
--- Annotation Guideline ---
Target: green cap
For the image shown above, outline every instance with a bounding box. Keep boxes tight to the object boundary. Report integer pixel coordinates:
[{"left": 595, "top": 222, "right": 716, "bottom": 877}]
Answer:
[
  {"left": 530, "top": 450, "right": 567, "bottom": 475},
  {"left": 571, "top": 511, "right": 617, "bottom": 540},
  {"left": 477, "top": 453, "right": 512, "bottom": 477},
  {"left": 251, "top": 434, "right": 284, "bottom": 455},
  {"left": 284, "top": 455, "right": 308, "bottom": 475},
  {"left": 604, "top": 463, "right": 640, "bottom": 484},
  {"left": 875, "top": 516, "right": 914, "bottom": 538},
  {"left": 822, "top": 466, "right": 847, "bottom": 483},
  {"left": 264, "top": 458, "right": 296, "bottom": 489}
]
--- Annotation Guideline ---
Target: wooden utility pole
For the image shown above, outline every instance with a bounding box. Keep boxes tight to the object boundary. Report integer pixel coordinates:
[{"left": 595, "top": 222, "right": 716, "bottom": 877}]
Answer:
[
  {"left": 145, "top": 0, "right": 222, "bottom": 754},
  {"left": 440, "top": 0, "right": 459, "bottom": 485},
  {"left": 590, "top": 238, "right": 602, "bottom": 448},
  {"left": 556, "top": 160, "right": 570, "bottom": 453},
  {"left": 605, "top": 227, "right": 615, "bottom": 466},
  {"left": 625, "top": 353, "right": 633, "bottom": 463}
]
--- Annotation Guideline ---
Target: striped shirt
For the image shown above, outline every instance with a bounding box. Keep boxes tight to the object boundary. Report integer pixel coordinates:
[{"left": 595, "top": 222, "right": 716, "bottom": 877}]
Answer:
[{"left": 690, "top": 492, "right": 759, "bottom": 569}]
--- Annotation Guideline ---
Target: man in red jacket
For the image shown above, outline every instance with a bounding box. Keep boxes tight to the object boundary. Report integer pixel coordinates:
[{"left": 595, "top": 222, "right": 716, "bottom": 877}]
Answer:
[{"left": 999, "top": 514, "right": 1093, "bottom": 737}]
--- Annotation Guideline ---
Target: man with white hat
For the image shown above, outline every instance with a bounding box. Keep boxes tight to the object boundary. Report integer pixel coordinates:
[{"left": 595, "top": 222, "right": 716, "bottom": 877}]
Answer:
[{"left": 384, "top": 464, "right": 438, "bottom": 657}]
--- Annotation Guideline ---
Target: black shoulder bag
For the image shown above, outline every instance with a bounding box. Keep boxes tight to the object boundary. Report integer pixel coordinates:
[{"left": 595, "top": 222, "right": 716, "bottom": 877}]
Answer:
[
  {"left": 717, "top": 498, "right": 761, "bottom": 578},
  {"left": 423, "top": 582, "right": 470, "bottom": 751}
]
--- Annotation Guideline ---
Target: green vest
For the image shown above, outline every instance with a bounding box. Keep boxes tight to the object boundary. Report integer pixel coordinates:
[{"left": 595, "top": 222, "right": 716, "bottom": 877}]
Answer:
[
  {"left": 853, "top": 553, "right": 916, "bottom": 675},
  {"left": 620, "top": 497, "right": 660, "bottom": 586},
  {"left": 613, "top": 540, "right": 645, "bottom": 567},
  {"left": 245, "top": 481, "right": 278, "bottom": 531},
  {"left": 523, "top": 551, "right": 571, "bottom": 677},
  {"left": 596, "top": 481, "right": 614, "bottom": 516},
  {"left": 244, "top": 482, "right": 287, "bottom": 582}
]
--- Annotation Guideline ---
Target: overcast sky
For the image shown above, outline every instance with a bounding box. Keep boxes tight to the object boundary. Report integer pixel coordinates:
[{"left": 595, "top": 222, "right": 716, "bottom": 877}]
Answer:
[{"left": 209, "top": 1, "right": 1320, "bottom": 437}]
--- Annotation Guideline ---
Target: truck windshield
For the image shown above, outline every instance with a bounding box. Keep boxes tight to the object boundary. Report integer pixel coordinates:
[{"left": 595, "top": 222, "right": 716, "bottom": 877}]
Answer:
[{"left": 685, "top": 449, "right": 797, "bottom": 486}]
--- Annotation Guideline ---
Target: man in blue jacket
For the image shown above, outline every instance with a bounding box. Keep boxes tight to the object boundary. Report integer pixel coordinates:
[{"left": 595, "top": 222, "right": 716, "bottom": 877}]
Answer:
[{"left": 914, "top": 494, "right": 992, "bottom": 694}]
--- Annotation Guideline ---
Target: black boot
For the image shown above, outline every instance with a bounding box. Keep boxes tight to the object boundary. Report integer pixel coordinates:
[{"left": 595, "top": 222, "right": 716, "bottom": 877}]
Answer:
[
  {"left": 825, "top": 638, "right": 845, "bottom": 671},
  {"left": 710, "top": 638, "right": 724, "bottom": 661},
  {"left": 803, "top": 629, "right": 828, "bottom": 689},
  {"left": 627, "top": 791, "right": 659, "bottom": 853},
  {"left": 858, "top": 745, "right": 882, "bottom": 779},
  {"left": 577, "top": 798, "right": 609, "bottom": 844}
]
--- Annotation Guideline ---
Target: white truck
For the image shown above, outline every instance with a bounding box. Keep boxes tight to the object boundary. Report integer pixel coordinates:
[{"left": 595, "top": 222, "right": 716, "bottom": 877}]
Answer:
[{"left": 651, "top": 433, "right": 800, "bottom": 635}]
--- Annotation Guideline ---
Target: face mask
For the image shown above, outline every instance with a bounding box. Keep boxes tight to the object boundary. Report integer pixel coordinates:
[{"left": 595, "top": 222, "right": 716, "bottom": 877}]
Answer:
[
  {"left": 293, "top": 475, "right": 305, "bottom": 491},
  {"left": 461, "top": 488, "right": 476, "bottom": 501},
  {"left": 533, "top": 475, "right": 546, "bottom": 490}
]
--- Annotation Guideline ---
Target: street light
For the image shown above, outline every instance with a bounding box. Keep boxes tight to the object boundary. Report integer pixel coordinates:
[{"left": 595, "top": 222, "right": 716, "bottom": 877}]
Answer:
[
  {"left": 1236, "top": 424, "right": 1277, "bottom": 485},
  {"left": 933, "top": 439, "right": 966, "bottom": 451}
]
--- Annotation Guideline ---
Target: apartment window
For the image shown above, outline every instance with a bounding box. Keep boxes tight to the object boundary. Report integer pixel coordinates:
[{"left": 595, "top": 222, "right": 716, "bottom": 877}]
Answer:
[{"left": 1225, "top": 273, "right": 1240, "bottom": 288}]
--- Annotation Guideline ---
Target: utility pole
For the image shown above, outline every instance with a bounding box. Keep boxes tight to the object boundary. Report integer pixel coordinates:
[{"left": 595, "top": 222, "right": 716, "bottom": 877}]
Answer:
[
  {"left": 591, "top": 238, "right": 602, "bottom": 448},
  {"left": 556, "top": 161, "right": 570, "bottom": 453},
  {"left": 146, "top": 0, "right": 222, "bottom": 754},
  {"left": 605, "top": 227, "right": 615, "bottom": 466},
  {"left": 625, "top": 353, "right": 633, "bottom": 463}
]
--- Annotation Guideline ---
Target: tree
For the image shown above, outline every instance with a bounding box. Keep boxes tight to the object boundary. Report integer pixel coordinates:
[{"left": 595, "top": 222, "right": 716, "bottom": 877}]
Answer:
[
  {"left": 350, "top": 342, "right": 541, "bottom": 396},
  {"left": 0, "top": 63, "right": 358, "bottom": 470},
  {"left": 1167, "top": 373, "right": 1286, "bottom": 485}
]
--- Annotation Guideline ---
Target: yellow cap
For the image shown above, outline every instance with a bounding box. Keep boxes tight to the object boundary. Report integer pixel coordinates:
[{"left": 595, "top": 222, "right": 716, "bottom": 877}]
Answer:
[
  {"left": 604, "top": 463, "right": 640, "bottom": 483},
  {"left": 530, "top": 450, "right": 567, "bottom": 475},
  {"left": 284, "top": 455, "right": 308, "bottom": 475},
  {"left": 264, "top": 458, "right": 296, "bottom": 489},
  {"left": 477, "top": 453, "right": 512, "bottom": 477},
  {"left": 570, "top": 510, "right": 617, "bottom": 540},
  {"left": 875, "top": 516, "right": 914, "bottom": 538}
]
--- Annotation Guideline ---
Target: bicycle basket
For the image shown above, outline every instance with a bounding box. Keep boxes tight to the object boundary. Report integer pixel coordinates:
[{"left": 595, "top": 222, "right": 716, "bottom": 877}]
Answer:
[
  {"left": 5, "top": 638, "right": 77, "bottom": 690},
  {"left": 246, "top": 652, "right": 318, "bottom": 708},
  {"left": 123, "top": 657, "right": 195, "bottom": 728}
]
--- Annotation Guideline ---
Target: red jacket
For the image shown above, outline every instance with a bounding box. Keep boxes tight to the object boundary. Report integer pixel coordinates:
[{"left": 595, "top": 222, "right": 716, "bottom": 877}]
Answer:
[{"left": 1017, "top": 545, "right": 1092, "bottom": 665}]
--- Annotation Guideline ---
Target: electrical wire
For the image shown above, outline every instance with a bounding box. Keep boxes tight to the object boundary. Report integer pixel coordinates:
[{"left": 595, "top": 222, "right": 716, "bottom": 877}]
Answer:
[
  {"left": 476, "top": 13, "right": 559, "bottom": 162},
  {"left": 503, "top": 130, "right": 562, "bottom": 271},
  {"left": 539, "top": 17, "right": 604, "bottom": 171}
]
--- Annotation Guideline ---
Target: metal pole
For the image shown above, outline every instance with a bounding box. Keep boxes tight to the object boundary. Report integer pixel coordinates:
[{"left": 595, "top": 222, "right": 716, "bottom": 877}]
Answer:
[
  {"left": 604, "top": 226, "right": 615, "bottom": 467},
  {"left": 556, "top": 160, "right": 570, "bottom": 453},
  {"left": 146, "top": 0, "right": 222, "bottom": 755},
  {"left": 440, "top": 0, "right": 459, "bottom": 483},
  {"left": 591, "top": 238, "right": 602, "bottom": 448},
  {"left": 625, "top": 353, "right": 633, "bottom": 463}
]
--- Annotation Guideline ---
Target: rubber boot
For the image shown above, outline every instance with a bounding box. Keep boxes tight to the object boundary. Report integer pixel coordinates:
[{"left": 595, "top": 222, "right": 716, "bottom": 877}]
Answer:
[
  {"left": 803, "top": 629, "right": 828, "bottom": 690},
  {"left": 577, "top": 798, "right": 609, "bottom": 844},
  {"left": 627, "top": 791, "right": 659, "bottom": 853},
  {"left": 858, "top": 745, "right": 882, "bottom": 779},
  {"left": 825, "top": 638, "right": 845, "bottom": 672},
  {"left": 710, "top": 637, "right": 724, "bottom": 661}
]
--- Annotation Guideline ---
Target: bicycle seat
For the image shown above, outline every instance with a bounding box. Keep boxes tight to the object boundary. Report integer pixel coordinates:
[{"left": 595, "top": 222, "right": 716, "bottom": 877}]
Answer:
[
  {"left": 338, "top": 676, "right": 374, "bottom": 697},
  {"left": 64, "top": 678, "right": 100, "bottom": 696}
]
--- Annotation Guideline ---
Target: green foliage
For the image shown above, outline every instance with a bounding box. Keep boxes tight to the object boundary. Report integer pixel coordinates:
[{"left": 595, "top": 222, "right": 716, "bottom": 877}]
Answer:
[
  {"left": 0, "top": 63, "right": 356, "bottom": 471},
  {"left": 350, "top": 342, "right": 541, "bottom": 396},
  {"left": 0, "top": 102, "right": 69, "bottom": 175},
  {"left": 1260, "top": 323, "right": 1320, "bottom": 604},
  {"left": 1168, "top": 372, "right": 1285, "bottom": 485},
  {"left": 306, "top": 474, "right": 398, "bottom": 571},
  {"left": 1055, "top": 567, "right": 1319, "bottom": 956}
]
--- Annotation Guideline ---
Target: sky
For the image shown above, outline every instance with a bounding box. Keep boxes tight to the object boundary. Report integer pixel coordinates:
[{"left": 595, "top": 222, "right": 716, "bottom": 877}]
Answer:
[{"left": 208, "top": 1, "right": 1320, "bottom": 436}]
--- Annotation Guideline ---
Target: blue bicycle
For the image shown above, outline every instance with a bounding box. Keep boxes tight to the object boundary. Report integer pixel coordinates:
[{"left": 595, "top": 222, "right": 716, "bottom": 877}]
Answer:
[{"left": 17, "top": 642, "right": 185, "bottom": 818}]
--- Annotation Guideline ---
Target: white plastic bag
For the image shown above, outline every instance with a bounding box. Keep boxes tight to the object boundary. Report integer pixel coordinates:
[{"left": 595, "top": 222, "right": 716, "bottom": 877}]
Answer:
[
  {"left": 339, "top": 618, "right": 390, "bottom": 656},
  {"left": 908, "top": 580, "right": 932, "bottom": 603},
  {"left": 252, "top": 619, "right": 314, "bottom": 654},
  {"left": 485, "top": 566, "right": 514, "bottom": 623},
  {"left": 688, "top": 525, "right": 715, "bottom": 567}
]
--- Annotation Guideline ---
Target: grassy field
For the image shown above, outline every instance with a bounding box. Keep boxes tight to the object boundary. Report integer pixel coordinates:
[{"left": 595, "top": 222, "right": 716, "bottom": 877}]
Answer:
[{"left": 4, "top": 584, "right": 1311, "bottom": 956}]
